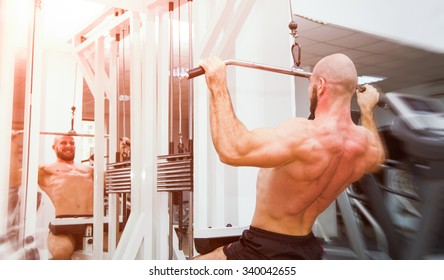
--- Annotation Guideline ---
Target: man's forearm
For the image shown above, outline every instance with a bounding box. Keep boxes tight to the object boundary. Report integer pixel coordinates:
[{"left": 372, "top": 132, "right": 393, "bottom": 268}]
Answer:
[
  {"left": 361, "top": 109, "right": 386, "bottom": 165},
  {"left": 360, "top": 110, "right": 378, "bottom": 134},
  {"left": 209, "top": 87, "right": 247, "bottom": 164},
  {"left": 9, "top": 138, "right": 21, "bottom": 187}
]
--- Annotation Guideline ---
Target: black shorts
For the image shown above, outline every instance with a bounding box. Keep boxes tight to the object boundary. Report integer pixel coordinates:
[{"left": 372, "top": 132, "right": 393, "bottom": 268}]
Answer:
[
  {"left": 48, "top": 222, "right": 89, "bottom": 251},
  {"left": 48, "top": 215, "right": 93, "bottom": 236},
  {"left": 223, "top": 226, "right": 324, "bottom": 260}
]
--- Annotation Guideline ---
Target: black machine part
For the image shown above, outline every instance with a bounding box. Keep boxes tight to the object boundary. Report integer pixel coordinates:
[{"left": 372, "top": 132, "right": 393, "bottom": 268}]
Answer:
[{"left": 382, "top": 93, "right": 444, "bottom": 179}]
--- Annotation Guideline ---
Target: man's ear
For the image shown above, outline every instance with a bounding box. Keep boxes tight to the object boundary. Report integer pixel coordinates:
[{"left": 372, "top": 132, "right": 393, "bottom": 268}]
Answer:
[{"left": 318, "top": 77, "right": 327, "bottom": 96}]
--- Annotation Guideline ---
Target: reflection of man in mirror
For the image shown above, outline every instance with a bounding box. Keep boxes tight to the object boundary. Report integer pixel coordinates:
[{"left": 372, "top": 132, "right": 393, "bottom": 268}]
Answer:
[
  {"left": 119, "top": 136, "right": 131, "bottom": 162},
  {"left": 8, "top": 131, "right": 22, "bottom": 229},
  {"left": 11, "top": 134, "right": 94, "bottom": 259}
]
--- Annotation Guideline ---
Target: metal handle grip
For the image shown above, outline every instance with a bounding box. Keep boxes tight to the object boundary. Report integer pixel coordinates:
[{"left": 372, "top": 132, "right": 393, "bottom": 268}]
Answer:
[
  {"left": 377, "top": 93, "right": 387, "bottom": 108},
  {"left": 186, "top": 66, "right": 205, "bottom": 79},
  {"left": 357, "top": 85, "right": 366, "bottom": 92}
]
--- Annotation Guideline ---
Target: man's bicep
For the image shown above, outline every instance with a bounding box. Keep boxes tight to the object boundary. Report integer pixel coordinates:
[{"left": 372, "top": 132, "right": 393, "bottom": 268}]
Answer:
[
  {"left": 365, "top": 132, "right": 385, "bottom": 173},
  {"left": 37, "top": 164, "right": 47, "bottom": 188},
  {"left": 9, "top": 168, "right": 22, "bottom": 188},
  {"left": 237, "top": 127, "right": 301, "bottom": 167}
]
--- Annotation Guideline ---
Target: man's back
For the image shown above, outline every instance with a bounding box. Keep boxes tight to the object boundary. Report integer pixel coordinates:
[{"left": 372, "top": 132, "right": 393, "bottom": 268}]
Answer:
[{"left": 251, "top": 116, "right": 374, "bottom": 236}]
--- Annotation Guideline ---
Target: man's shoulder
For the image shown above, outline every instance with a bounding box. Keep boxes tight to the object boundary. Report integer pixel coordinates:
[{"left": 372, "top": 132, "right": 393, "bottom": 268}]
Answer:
[
  {"left": 278, "top": 117, "right": 312, "bottom": 132},
  {"left": 38, "top": 162, "right": 60, "bottom": 169},
  {"left": 74, "top": 163, "right": 94, "bottom": 172},
  {"left": 38, "top": 162, "right": 60, "bottom": 176},
  {"left": 38, "top": 162, "right": 49, "bottom": 171},
  {"left": 352, "top": 124, "right": 375, "bottom": 142}
]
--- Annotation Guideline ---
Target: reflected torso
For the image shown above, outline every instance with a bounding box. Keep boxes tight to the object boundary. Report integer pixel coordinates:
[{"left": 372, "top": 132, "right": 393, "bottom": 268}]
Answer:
[{"left": 38, "top": 162, "right": 94, "bottom": 217}]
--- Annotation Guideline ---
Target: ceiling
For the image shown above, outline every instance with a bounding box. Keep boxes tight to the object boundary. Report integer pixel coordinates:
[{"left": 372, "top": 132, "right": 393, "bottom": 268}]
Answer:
[
  {"left": 11, "top": 1, "right": 444, "bottom": 129},
  {"left": 293, "top": 14, "right": 444, "bottom": 97}
]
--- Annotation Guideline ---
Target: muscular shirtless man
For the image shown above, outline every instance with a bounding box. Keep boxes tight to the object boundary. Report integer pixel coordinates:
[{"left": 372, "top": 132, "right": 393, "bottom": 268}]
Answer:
[
  {"left": 11, "top": 134, "right": 94, "bottom": 259},
  {"left": 194, "top": 54, "right": 385, "bottom": 260},
  {"left": 38, "top": 135, "right": 94, "bottom": 259}
]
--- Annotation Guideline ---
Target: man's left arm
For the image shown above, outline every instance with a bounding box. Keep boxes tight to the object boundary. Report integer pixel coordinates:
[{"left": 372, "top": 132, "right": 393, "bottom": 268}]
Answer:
[
  {"left": 357, "top": 85, "right": 386, "bottom": 172},
  {"left": 10, "top": 131, "right": 22, "bottom": 188}
]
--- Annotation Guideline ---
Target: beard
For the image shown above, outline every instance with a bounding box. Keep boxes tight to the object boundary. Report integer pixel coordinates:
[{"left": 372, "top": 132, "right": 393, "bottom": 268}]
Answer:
[
  {"left": 309, "top": 87, "right": 318, "bottom": 118},
  {"left": 56, "top": 149, "right": 75, "bottom": 161}
]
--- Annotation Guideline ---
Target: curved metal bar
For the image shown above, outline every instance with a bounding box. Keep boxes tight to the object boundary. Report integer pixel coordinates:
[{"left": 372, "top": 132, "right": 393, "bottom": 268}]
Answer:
[
  {"left": 185, "top": 59, "right": 368, "bottom": 94},
  {"left": 183, "top": 58, "right": 312, "bottom": 80},
  {"left": 39, "top": 131, "right": 96, "bottom": 137},
  {"left": 224, "top": 59, "right": 311, "bottom": 78},
  {"left": 16, "top": 130, "right": 109, "bottom": 138}
]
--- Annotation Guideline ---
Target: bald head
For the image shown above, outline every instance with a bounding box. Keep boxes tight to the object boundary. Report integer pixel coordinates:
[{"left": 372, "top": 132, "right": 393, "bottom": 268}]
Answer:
[
  {"left": 53, "top": 135, "right": 75, "bottom": 145},
  {"left": 312, "top": 53, "right": 358, "bottom": 94}
]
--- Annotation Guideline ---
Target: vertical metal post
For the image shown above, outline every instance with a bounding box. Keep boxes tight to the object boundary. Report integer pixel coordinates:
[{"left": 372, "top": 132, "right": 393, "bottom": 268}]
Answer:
[
  {"left": 187, "top": 0, "right": 194, "bottom": 259},
  {"left": 140, "top": 8, "right": 158, "bottom": 260},
  {"left": 336, "top": 190, "right": 368, "bottom": 259},
  {"left": 168, "top": 2, "right": 175, "bottom": 155},
  {"left": 129, "top": 11, "right": 142, "bottom": 217},
  {"left": 93, "top": 36, "right": 105, "bottom": 259},
  {"left": 107, "top": 33, "right": 119, "bottom": 257},
  {"left": 193, "top": 0, "right": 210, "bottom": 232},
  {"left": 168, "top": 192, "right": 174, "bottom": 259},
  {"left": 20, "top": 0, "right": 42, "bottom": 245},
  {"left": 178, "top": 192, "right": 183, "bottom": 251},
  {"left": 167, "top": 1, "right": 175, "bottom": 260},
  {"left": 156, "top": 10, "right": 172, "bottom": 260},
  {"left": 0, "top": 0, "right": 17, "bottom": 235}
]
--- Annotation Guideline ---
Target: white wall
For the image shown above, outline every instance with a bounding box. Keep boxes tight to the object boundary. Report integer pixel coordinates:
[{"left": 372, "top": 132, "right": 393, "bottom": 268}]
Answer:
[
  {"left": 40, "top": 50, "right": 83, "bottom": 164},
  {"left": 194, "top": 0, "right": 298, "bottom": 228},
  {"left": 232, "top": 0, "right": 296, "bottom": 226}
]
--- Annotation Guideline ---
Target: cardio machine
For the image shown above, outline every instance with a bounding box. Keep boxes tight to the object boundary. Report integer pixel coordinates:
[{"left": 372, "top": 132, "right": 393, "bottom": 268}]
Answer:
[{"left": 338, "top": 92, "right": 444, "bottom": 259}]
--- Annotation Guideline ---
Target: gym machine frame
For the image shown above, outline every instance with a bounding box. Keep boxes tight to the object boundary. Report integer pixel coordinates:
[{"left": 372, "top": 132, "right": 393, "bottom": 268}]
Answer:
[{"left": 156, "top": 0, "right": 195, "bottom": 260}]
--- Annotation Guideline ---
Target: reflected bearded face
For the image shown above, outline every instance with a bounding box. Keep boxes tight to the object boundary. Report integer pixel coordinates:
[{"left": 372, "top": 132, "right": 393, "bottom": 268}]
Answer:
[{"left": 54, "top": 136, "right": 76, "bottom": 161}]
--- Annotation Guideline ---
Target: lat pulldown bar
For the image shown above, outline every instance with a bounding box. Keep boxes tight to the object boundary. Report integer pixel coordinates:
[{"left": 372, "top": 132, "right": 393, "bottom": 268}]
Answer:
[{"left": 182, "top": 59, "right": 366, "bottom": 92}]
